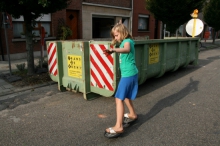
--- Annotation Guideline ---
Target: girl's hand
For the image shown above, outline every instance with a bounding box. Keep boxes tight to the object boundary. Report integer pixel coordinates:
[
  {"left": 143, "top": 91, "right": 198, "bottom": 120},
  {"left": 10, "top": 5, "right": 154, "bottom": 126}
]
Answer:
[{"left": 103, "top": 49, "right": 114, "bottom": 56}]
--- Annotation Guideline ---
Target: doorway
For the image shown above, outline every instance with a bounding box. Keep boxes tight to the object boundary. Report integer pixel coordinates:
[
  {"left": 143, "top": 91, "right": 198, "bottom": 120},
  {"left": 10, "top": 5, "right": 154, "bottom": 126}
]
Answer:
[
  {"left": 66, "top": 10, "right": 78, "bottom": 39},
  {"left": 92, "top": 16, "right": 114, "bottom": 38}
]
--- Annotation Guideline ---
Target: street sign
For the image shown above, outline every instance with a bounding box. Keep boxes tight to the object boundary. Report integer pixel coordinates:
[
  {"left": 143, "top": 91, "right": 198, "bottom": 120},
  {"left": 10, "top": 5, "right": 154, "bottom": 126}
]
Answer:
[{"left": 186, "top": 19, "right": 204, "bottom": 37}]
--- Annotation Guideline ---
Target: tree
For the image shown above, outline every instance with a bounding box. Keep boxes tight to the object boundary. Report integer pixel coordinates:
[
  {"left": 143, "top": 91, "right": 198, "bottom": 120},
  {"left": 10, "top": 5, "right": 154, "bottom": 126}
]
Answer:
[
  {"left": 203, "top": 0, "right": 220, "bottom": 43},
  {"left": 145, "top": 0, "right": 205, "bottom": 34},
  {"left": 0, "top": 0, "right": 71, "bottom": 75}
]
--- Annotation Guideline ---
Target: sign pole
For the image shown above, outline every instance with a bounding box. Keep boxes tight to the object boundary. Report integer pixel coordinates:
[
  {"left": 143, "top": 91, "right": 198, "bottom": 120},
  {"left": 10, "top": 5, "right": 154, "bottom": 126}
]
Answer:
[
  {"left": 192, "top": 18, "right": 197, "bottom": 38},
  {"left": 191, "top": 9, "right": 198, "bottom": 38},
  {"left": 2, "top": 12, "right": 12, "bottom": 75},
  {"left": 40, "top": 27, "right": 45, "bottom": 68}
]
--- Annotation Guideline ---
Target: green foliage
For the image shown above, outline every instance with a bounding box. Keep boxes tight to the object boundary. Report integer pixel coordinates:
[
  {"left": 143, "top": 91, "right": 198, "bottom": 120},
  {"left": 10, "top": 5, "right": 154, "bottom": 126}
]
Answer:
[
  {"left": 35, "top": 58, "right": 48, "bottom": 69},
  {"left": 16, "top": 63, "right": 26, "bottom": 71},
  {"left": 14, "top": 69, "right": 28, "bottom": 76},
  {"left": 60, "top": 26, "right": 72, "bottom": 40},
  {"left": 203, "top": 0, "right": 220, "bottom": 31},
  {"left": 146, "top": 0, "right": 206, "bottom": 33},
  {"left": 57, "top": 18, "right": 72, "bottom": 40},
  {"left": 38, "top": 0, "right": 50, "bottom": 7},
  {"left": 0, "top": 0, "right": 71, "bottom": 75},
  {"left": 0, "top": 0, "right": 71, "bottom": 18}
]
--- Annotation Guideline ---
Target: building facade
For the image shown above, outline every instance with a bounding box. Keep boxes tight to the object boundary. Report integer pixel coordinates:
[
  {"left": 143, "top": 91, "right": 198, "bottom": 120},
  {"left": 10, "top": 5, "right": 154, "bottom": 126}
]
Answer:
[
  {"left": 132, "top": 0, "right": 161, "bottom": 39},
  {"left": 82, "top": 0, "right": 132, "bottom": 39},
  {"left": 0, "top": 0, "right": 161, "bottom": 61}
]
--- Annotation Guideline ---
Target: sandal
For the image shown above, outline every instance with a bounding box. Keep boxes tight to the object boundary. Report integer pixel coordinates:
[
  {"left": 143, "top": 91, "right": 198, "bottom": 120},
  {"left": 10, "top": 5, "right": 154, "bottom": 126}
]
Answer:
[
  {"left": 104, "top": 127, "right": 123, "bottom": 138},
  {"left": 123, "top": 113, "right": 138, "bottom": 128}
]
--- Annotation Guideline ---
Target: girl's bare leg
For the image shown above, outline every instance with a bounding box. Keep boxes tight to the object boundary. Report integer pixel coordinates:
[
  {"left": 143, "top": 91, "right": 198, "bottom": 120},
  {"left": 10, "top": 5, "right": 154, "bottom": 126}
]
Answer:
[
  {"left": 106, "top": 98, "right": 124, "bottom": 132},
  {"left": 124, "top": 98, "right": 137, "bottom": 119}
]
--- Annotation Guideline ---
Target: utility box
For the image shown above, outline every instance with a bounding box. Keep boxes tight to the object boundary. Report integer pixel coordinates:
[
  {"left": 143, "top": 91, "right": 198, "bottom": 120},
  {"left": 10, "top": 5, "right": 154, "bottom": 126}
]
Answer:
[{"left": 46, "top": 38, "right": 199, "bottom": 100}]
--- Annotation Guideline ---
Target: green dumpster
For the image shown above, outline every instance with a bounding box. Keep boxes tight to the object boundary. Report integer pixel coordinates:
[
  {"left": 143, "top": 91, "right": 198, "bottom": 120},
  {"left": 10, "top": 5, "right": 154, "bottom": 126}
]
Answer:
[{"left": 46, "top": 37, "right": 199, "bottom": 100}]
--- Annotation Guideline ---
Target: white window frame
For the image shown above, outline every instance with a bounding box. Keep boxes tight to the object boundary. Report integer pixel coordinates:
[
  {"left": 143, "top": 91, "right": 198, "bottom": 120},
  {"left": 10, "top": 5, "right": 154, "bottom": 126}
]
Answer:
[
  {"left": 12, "top": 14, "right": 51, "bottom": 38},
  {"left": 138, "top": 14, "right": 149, "bottom": 31}
]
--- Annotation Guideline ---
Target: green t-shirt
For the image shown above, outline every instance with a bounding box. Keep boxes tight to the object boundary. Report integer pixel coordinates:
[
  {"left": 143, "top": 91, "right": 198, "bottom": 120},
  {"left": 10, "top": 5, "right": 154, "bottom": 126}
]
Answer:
[{"left": 119, "top": 39, "right": 138, "bottom": 77}]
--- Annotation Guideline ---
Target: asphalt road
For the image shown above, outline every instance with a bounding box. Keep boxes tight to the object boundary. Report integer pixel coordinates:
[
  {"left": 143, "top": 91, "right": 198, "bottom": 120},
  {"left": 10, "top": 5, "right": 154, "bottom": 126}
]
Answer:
[{"left": 0, "top": 48, "right": 220, "bottom": 146}]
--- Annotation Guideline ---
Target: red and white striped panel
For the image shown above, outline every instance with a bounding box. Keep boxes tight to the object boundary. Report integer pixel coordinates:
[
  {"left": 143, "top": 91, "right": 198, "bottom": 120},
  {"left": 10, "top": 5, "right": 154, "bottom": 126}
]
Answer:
[
  {"left": 47, "top": 43, "right": 58, "bottom": 76},
  {"left": 90, "top": 44, "right": 114, "bottom": 91}
]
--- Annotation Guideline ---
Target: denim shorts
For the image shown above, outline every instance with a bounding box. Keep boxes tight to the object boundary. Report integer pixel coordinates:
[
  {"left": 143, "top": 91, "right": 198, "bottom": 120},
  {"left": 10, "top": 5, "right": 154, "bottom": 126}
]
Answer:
[{"left": 115, "top": 74, "right": 138, "bottom": 100}]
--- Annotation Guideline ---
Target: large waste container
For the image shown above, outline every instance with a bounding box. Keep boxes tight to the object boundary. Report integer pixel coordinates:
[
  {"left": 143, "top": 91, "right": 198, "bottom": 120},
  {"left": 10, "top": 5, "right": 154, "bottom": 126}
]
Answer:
[{"left": 46, "top": 37, "right": 199, "bottom": 100}]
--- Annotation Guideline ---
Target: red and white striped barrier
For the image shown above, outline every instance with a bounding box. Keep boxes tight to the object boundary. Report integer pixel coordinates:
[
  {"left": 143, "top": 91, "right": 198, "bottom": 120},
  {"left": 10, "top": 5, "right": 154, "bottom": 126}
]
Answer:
[
  {"left": 90, "top": 44, "right": 114, "bottom": 91},
  {"left": 47, "top": 43, "right": 58, "bottom": 76}
]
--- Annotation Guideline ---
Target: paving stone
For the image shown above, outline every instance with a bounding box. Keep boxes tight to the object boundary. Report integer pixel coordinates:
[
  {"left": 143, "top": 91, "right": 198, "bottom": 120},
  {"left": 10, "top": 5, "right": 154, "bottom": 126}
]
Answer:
[
  {"left": 0, "top": 87, "right": 6, "bottom": 92},
  {"left": 0, "top": 80, "right": 8, "bottom": 85},
  {"left": 0, "top": 104, "right": 8, "bottom": 111},
  {"left": 6, "top": 75, "right": 21, "bottom": 83},
  {"left": 3, "top": 84, "right": 14, "bottom": 89},
  {"left": 0, "top": 89, "right": 11, "bottom": 95}
]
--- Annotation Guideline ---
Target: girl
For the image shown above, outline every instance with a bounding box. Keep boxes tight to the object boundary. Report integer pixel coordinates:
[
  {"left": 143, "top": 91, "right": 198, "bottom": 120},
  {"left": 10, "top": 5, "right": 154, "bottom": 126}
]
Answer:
[{"left": 103, "top": 22, "right": 139, "bottom": 138}]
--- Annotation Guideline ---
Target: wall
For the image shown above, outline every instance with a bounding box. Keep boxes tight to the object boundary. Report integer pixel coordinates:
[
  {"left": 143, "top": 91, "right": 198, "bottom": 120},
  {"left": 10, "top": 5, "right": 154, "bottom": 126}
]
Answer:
[
  {"left": 0, "top": 0, "right": 83, "bottom": 61},
  {"left": 82, "top": 3, "right": 131, "bottom": 39},
  {"left": 0, "top": 26, "right": 44, "bottom": 60},
  {"left": 132, "top": 0, "right": 161, "bottom": 39},
  {"left": 83, "top": 0, "right": 131, "bottom": 8},
  {"left": 51, "top": 0, "right": 82, "bottom": 39},
  {"left": 1, "top": 0, "right": 163, "bottom": 61}
]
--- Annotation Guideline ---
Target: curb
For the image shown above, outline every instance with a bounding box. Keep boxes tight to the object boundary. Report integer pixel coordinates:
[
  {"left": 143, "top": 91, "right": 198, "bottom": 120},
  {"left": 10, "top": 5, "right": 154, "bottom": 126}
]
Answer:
[
  {"left": 200, "top": 43, "right": 220, "bottom": 51},
  {"left": 0, "top": 81, "right": 57, "bottom": 98}
]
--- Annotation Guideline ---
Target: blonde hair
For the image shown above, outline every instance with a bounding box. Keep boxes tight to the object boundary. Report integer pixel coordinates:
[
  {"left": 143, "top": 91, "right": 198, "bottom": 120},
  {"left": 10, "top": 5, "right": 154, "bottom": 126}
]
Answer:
[{"left": 110, "top": 23, "right": 133, "bottom": 46}]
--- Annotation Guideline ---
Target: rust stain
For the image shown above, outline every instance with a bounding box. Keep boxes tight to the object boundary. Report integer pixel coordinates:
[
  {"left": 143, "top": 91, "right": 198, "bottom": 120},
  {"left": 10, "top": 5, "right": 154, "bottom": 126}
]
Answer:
[
  {"left": 81, "top": 43, "right": 84, "bottom": 52},
  {"left": 98, "top": 114, "right": 107, "bottom": 118}
]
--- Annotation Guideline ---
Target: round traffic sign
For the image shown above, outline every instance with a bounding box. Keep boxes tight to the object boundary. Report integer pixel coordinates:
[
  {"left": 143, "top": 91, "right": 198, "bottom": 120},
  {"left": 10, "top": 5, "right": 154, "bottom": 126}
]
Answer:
[{"left": 186, "top": 19, "right": 204, "bottom": 36}]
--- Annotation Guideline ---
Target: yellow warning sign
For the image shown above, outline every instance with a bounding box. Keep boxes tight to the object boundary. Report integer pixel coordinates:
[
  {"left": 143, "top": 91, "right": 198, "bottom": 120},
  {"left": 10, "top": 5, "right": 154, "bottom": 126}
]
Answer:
[
  {"left": 149, "top": 44, "right": 159, "bottom": 64},
  {"left": 67, "top": 55, "right": 82, "bottom": 78}
]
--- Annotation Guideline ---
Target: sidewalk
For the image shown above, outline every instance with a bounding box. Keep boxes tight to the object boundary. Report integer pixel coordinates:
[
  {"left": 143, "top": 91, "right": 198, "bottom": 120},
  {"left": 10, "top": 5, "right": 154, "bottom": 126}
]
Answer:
[
  {"left": 0, "top": 58, "right": 55, "bottom": 99},
  {"left": 0, "top": 38, "right": 219, "bottom": 99},
  {"left": 200, "top": 38, "right": 220, "bottom": 51}
]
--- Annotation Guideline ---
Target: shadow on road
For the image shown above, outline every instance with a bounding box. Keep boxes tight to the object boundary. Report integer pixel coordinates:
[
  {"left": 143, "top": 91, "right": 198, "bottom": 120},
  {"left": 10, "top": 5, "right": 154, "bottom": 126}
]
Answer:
[
  {"left": 120, "top": 53, "right": 220, "bottom": 137},
  {"left": 137, "top": 54, "right": 220, "bottom": 98},
  {"left": 122, "top": 77, "right": 199, "bottom": 137}
]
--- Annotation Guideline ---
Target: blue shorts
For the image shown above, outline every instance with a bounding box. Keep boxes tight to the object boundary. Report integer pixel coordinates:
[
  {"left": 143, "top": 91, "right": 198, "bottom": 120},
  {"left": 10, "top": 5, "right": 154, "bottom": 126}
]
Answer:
[{"left": 115, "top": 74, "right": 138, "bottom": 100}]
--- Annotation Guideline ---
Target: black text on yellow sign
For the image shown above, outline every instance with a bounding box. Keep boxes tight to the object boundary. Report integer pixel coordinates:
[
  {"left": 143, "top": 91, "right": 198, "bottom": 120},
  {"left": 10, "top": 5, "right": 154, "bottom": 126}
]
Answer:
[
  {"left": 67, "top": 55, "right": 82, "bottom": 78},
  {"left": 149, "top": 44, "right": 159, "bottom": 64}
]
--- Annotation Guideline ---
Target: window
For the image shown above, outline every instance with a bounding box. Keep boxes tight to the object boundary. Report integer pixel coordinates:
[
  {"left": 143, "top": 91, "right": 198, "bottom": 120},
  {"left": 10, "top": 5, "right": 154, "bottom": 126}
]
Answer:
[
  {"left": 122, "top": 18, "right": 129, "bottom": 28},
  {"left": 138, "top": 14, "right": 149, "bottom": 31},
  {"left": 12, "top": 14, "right": 51, "bottom": 38},
  {"left": 92, "top": 15, "right": 114, "bottom": 38}
]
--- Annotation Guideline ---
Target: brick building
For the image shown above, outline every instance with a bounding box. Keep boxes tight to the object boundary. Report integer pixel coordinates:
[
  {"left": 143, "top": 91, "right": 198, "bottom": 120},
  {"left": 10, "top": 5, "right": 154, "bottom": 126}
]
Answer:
[
  {"left": 132, "top": 0, "right": 161, "bottom": 39},
  {"left": 0, "top": 0, "right": 161, "bottom": 61}
]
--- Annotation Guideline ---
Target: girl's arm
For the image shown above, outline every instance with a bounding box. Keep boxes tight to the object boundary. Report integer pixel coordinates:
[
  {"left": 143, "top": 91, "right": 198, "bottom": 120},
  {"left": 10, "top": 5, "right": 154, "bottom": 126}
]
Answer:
[
  {"left": 112, "top": 42, "right": 130, "bottom": 53},
  {"left": 103, "top": 42, "right": 130, "bottom": 56}
]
